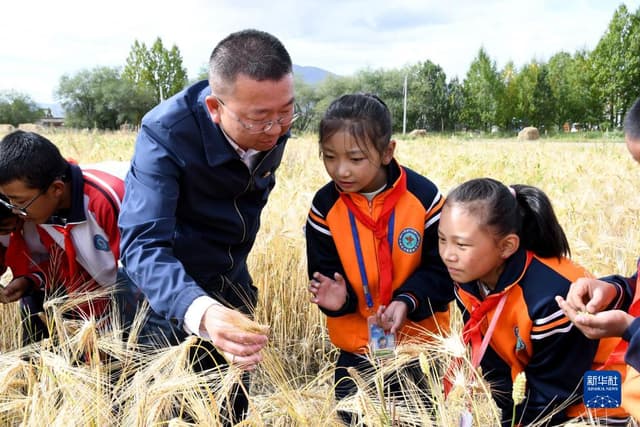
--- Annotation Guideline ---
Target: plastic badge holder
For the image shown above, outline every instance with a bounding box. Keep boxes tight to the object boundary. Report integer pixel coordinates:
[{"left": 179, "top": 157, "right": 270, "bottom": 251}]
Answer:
[{"left": 367, "top": 315, "right": 396, "bottom": 358}]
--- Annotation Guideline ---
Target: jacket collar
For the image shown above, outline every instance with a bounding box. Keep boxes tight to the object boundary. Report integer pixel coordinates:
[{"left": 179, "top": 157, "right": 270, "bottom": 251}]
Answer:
[{"left": 45, "top": 163, "right": 86, "bottom": 226}]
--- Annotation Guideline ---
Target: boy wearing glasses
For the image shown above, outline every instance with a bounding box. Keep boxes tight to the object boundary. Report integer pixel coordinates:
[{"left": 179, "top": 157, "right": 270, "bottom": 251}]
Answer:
[
  {"left": 0, "top": 195, "right": 51, "bottom": 343},
  {"left": 0, "top": 130, "right": 125, "bottom": 334},
  {"left": 118, "top": 29, "right": 294, "bottom": 425}
]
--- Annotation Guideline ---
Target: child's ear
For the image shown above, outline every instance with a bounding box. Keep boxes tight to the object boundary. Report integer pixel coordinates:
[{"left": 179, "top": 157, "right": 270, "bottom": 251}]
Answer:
[
  {"left": 204, "top": 96, "right": 222, "bottom": 123},
  {"left": 50, "top": 180, "right": 66, "bottom": 197},
  {"left": 382, "top": 140, "right": 396, "bottom": 165},
  {"left": 499, "top": 233, "right": 520, "bottom": 259}
]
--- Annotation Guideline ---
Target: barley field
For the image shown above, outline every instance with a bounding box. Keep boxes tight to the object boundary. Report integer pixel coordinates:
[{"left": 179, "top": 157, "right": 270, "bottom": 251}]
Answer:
[{"left": 0, "top": 128, "right": 637, "bottom": 426}]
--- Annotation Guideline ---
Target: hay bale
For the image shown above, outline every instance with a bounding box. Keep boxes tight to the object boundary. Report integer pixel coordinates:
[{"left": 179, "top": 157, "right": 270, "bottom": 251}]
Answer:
[
  {"left": 0, "top": 124, "right": 14, "bottom": 134},
  {"left": 18, "top": 123, "right": 42, "bottom": 132},
  {"left": 408, "top": 129, "right": 427, "bottom": 138},
  {"left": 517, "top": 126, "right": 539, "bottom": 141}
]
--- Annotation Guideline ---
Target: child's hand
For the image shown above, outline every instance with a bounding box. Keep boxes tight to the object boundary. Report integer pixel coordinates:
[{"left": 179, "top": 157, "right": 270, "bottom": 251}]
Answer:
[
  {"left": 557, "top": 294, "right": 633, "bottom": 339},
  {"left": 562, "top": 277, "right": 619, "bottom": 314},
  {"left": 0, "top": 277, "right": 32, "bottom": 304},
  {"left": 309, "top": 272, "right": 347, "bottom": 311},
  {"left": 375, "top": 301, "right": 408, "bottom": 335}
]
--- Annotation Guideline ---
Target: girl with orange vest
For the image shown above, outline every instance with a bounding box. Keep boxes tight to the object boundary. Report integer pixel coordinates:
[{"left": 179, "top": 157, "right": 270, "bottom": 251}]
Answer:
[
  {"left": 305, "top": 93, "right": 453, "bottom": 422},
  {"left": 439, "top": 178, "right": 628, "bottom": 426}
]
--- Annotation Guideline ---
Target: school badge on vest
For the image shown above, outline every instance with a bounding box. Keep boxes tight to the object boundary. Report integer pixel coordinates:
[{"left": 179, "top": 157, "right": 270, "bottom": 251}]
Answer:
[
  {"left": 398, "top": 228, "right": 421, "bottom": 253},
  {"left": 514, "top": 326, "right": 526, "bottom": 352},
  {"left": 93, "top": 235, "right": 109, "bottom": 251}
]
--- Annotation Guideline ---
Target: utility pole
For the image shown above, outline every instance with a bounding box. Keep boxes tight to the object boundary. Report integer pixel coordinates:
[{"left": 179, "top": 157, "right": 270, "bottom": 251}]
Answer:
[{"left": 402, "top": 74, "right": 408, "bottom": 135}]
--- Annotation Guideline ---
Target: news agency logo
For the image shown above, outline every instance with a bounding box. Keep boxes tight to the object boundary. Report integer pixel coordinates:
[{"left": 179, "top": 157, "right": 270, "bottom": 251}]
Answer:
[{"left": 583, "top": 370, "right": 621, "bottom": 409}]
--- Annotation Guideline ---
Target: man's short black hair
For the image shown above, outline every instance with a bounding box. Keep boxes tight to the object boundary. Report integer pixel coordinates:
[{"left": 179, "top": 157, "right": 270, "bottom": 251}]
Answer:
[
  {"left": 208, "top": 29, "right": 292, "bottom": 94},
  {"left": 624, "top": 97, "right": 640, "bottom": 141},
  {"left": 0, "top": 130, "right": 69, "bottom": 190}
]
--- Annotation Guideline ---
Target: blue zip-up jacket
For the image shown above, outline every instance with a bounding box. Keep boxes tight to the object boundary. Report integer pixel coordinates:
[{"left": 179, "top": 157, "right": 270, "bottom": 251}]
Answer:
[{"left": 118, "top": 80, "right": 288, "bottom": 328}]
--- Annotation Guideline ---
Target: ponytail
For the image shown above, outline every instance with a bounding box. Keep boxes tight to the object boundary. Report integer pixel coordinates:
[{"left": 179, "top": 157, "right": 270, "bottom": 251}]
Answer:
[
  {"left": 512, "top": 184, "right": 570, "bottom": 258},
  {"left": 445, "top": 178, "right": 570, "bottom": 259}
]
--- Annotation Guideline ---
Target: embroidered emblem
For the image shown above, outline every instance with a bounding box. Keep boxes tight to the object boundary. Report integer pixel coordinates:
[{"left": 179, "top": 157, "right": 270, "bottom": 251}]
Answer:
[
  {"left": 93, "top": 235, "right": 109, "bottom": 251},
  {"left": 398, "top": 228, "right": 421, "bottom": 253},
  {"left": 514, "top": 326, "right": 526, "bottom": 352}
]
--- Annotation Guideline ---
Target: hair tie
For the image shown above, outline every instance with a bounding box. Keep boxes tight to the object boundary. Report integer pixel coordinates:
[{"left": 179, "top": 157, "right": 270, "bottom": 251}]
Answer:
[{"left": 508, "top": 186, "right": 516, "bottom": 197}]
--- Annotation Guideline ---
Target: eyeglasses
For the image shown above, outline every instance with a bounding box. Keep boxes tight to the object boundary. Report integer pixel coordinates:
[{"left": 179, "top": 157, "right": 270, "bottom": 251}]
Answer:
[
  {"left": 0, "top": 190, "right": 45, "bottom": 217},
  {"left": 216, "top": 97, "right": 299, "bottom": 134}
]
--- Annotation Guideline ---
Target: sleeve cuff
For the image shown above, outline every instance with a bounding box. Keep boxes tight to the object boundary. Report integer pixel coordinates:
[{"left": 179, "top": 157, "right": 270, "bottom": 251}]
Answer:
[
  {"left": 393, "top": 293, "right": 417, "bottom": 313},
  {"left": 624, "top": 317, "right": 640, "bottom": 370},
  {"left": 20, "top": 272, "right": 45, "bottom": 294},
  {"left": 184, "top": 295, "right": 221, "bottom": 338},
  {"left": 605, "top": 282, "right": 624, "bottom": 310},
  {"left": 623, "top": 316, "right": 640, "bottom": 342}
]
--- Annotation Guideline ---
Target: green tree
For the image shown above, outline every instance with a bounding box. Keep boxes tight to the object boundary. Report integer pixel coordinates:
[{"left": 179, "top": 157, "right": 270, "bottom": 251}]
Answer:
[
  {"left": 445, "top": 77, "right": 464, "bottom": 132},
  {"left": 513, "top": 61, "right": 540, "bottom": 127},
  {"left": 405, "top": 61, "right": 448, "bottom": 132},
  {"left": 56, "top": 67, "right": 155, "bottom": 129},
  {"left": 547, "top": 52, "right": 575, "bottom": 128},
  {"left": 462, "top": 47, "right": 503, "bottom": 131},
  {"left": 496, "top": 61, "right": 519, "bottom": 130},
  {"left": 590, "top": 4, "right": 640, "bottom": 128},
  {"left": 314, "top": 74, "right": 359, "bottom": 126},
  {"left": 353, "top": 67, "right": 405, "bottom": 133},
  {"left": 530, "top": 65, "right": 557, "bottom": 131},
  {"left": 292, "top": 77, "right": 321, "bottom": 133},
  {"left": 0, "top": 91, "right": 44, "bottom": 126},
  {"left": 123, "top": 37, "right": 188, "bottom": 104}
]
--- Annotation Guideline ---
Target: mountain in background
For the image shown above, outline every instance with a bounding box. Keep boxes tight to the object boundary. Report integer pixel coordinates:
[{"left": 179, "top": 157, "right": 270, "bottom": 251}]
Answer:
[{"left": 293, "top": 64, "right": 335, "bottom": 85}]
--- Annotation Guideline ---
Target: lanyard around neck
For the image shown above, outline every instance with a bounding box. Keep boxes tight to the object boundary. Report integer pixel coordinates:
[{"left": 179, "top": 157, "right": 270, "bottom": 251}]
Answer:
[{"left": 348, "top": 209, "right": 395, "bottom": 309}]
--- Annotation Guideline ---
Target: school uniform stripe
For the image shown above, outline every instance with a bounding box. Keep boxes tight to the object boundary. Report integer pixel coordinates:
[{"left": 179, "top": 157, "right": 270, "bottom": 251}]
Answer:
[
  {"left": 426, "top": 191, "right": 443, "bottom": 212},
  {"left": 83, "top": 171, "right": 122, "bottom": 208},
  {"left": 530, "top": 323, "right": 573, "bottom": 340},
  {"left": 533, "top": 309, "right": 565, "bottom": 326},
  {"left": 309, "top": 209, "right": 328, "bottom": 226},
  {"left": 425, "top": 212, "right": 440, "bottom": 230},
  {"left": 531, "top": 315, "right": 570, "bottom": 333},
  {"left": 595, "top": 417, "right": 630, "bottom": 425},
  {"left": 310, "top": 203, "right": 325, "bottom": 219},
  {"left": 306, "top": 216, "right": 331, "bottom": 236}
]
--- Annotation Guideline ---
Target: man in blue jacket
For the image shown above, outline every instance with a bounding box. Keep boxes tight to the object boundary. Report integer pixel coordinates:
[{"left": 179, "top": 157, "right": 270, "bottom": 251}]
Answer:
[{"left": 118, "top": 29, "right": 296, "bottom": 424}]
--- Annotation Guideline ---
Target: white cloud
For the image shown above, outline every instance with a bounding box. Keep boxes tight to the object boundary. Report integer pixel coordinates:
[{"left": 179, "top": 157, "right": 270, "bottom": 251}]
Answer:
[{"left": 1, "top": 0, "right": 638, "bottom": 103}]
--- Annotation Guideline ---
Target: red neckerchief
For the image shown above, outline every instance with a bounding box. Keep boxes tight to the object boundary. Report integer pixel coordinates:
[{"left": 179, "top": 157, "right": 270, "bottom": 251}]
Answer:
[
  {"left": 338, "top": 167, "right": 407, "bottom": 306},
  {"left": 53, "top": 224, "right": 79, "bottom": 281},
  {"left": 462, "top": 292, "right": 508, "bottom": 367},
  {"left": 444, "top": 251, "right": 533, "bottom": 396},
  {"left": 5, "top": 225, "right": 31, "bottom": 276},
  {"left": 37, "top": 225, "right": 107, "bottom": 319}
]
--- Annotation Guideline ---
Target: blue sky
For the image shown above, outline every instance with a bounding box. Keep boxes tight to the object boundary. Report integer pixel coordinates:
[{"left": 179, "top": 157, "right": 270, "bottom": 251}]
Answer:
[{"left": 2, "top": 0, "right": 638, "bottom": 104}]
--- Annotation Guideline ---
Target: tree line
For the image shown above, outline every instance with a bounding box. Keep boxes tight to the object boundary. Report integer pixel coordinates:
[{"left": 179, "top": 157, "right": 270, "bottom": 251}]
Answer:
[{"left": 1, "top": 4, "right": 639, "bottom": 134}]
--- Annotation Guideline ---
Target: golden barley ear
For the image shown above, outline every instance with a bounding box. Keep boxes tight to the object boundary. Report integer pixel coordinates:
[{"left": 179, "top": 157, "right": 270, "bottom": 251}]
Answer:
[
  {"left": 512, "top": 371, "right": 527, "bottom": 405},
  {"left": 224, "top": 305, "right": 270, "bottom": 335}
]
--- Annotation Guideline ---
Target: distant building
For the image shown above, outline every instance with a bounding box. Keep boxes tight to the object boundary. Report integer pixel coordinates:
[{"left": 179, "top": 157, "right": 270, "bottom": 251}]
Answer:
[{"left": 37, "top": 107, "right": 64, "bottom": 128}]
